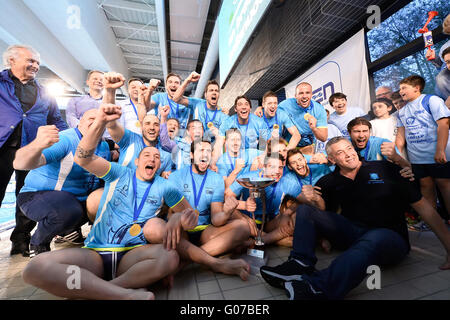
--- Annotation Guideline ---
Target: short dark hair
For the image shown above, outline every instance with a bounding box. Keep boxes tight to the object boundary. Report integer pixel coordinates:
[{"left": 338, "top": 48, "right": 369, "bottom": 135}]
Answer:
[
  {"left": 442, "top": 46, "right": 450, "bottom": 60},
  {"left": 347, "top": 117, "right": 372, "bottom": 133},
  {"left": 399, "top": 75, "right": 425, "bottom": 93},
  {"left": 263, "top": 152, "right": 285, "bottom": 166},
  {"left": 190, "top": 139, "right": 211, "bottom": 158},
  {"left": 286, "top": 148, "right": 304, "bottom": 162},
  {"left": 204, "top": 80, "right": 219, "bottom": 94},
  {"left": 329, "top": 92, "right": 347, "bottom": 106},
  {"left": 234, "top": 95, "right": 251, "bottom": 108},
  {"left": 166, "top": 72, "right": 182, "bottom": 83},
  {"left": 186, "top": 119, "right": 203, "bottom": 132},
  {"left": 390, "top": 91, "right": 401, "bottom": 100},
  {"left": 262, "top": 91, "right": 277, "bottom": 104},
  {"left": 128, "top": 78, "right": 143, "bottom": 86},
  {"left": 225, "top": 128, "right": 241, "bottom": 140},
  {"left": 325, "top": 136, "right": 350, "bottom": 155},
  {"left": 372, "top": 97, "right": 394, "bottom": 110}
]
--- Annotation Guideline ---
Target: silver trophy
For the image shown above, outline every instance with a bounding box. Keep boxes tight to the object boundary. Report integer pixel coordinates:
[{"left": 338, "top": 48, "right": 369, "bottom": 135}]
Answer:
[{"left": 234, "top": 177, "right": 275, "bottom": 274}]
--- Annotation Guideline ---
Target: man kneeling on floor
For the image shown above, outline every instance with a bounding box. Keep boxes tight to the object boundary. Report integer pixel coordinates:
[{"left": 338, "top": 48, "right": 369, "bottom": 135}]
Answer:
[
  {"left": 260, "top": 136, "right": 450, "bottom": 300},
  {"left": 22, "top": 104, "right": 197, "bottom": 300}
]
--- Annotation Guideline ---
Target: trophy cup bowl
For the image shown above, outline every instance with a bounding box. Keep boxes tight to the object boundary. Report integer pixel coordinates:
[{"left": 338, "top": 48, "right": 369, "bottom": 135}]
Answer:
[{"left": 234, "top": 177, "right": 276, "bottom": 275}]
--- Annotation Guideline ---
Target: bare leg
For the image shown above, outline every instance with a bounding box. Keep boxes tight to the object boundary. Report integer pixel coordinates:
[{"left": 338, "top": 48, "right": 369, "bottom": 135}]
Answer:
[
  {"left": 22, "top": 248, "right": 152, "bottom": 300},
  {"left": 262, "top": 214, "right": 295, "bottom": 245},
  {"left": 199, "top": 219, "right": 251, "bottom": 256},
  {"left": 411, "top": 197, "right": 450, "bottom": 270},
  {"left": 142, "top": 217, "right": 167, "bottom": 244},
  {"left": 419, "top": 177, "right": 437, "bottom": 209},
  {"left": 176, "top": 237, "right": 250, "bottom": 280},
  {"left": 86, "top": 188, "right": 103, "bottom": 223},
  {"left": 435, "top": 178, "right": 450, "bottom": 217},
  {"left": 111, "top": 244, "right": 179, "bottom": 290}
]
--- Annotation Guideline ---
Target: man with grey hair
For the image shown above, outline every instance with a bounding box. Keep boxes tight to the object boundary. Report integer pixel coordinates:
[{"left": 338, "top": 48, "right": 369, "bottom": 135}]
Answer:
[
  {"left": 0, "top": 44, "right": 67, "bottom": 256},
  {"left": 261, "top": 136, "right": 450, "bottom": 300}
]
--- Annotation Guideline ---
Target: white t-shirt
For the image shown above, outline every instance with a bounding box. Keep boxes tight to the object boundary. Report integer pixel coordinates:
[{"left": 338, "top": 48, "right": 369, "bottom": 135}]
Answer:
[
  {"left": 117, "top": 99, "right": 142, "bottom": 135},
  {"left": 370, "top": 117, "right": 397, "bottom": 142},
  {"left": 328, "top": 107, "right": 366, "bottom": 137}
]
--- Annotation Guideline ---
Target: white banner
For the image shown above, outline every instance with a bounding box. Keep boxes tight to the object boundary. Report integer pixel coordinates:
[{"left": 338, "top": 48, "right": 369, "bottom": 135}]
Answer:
[{"left": 284, "top": 29, "right": 371, "bottom": 113}]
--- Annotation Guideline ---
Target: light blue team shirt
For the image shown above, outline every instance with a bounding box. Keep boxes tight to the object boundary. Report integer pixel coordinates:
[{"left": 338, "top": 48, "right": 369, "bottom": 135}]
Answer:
[
  {"left": 189, "top": 97, "right": 229, "bottom": 142},
  {"left": 169, "top": 166, "right": 225, "bottom": 231},
  {"left": 269, "top": 164, "right": 332, "bottom": 216},
  {"left": 151, "top": 92, "right": 194, "bottom": 138},
  {"left": 172, "top": 137, "right": 192, "bottom": 171},
  {"left": 117, "top": 129, "right": 174, "bottom": 175},
  {"left": 217, "top": 148, "right": 262, "bottom": 178},
  {"left": 396, "top": 94, "right": 450, "bottom": 164},
  {"left": 315, "top": 122, "right": 342, "bottom": 154},
  {"left": 84, "top": 163, "right": 184, "bottom": 250},
  {"left": 352, "top": 136, "right": 391, "bottom": 161},
  {"left": 20, "top": 128, "right": 110, "bottom": 201},
  {"left": 278, "top": 98, "right": 328, "bottom": 147},
  {"left": 229, "top": 170, "right": 275, "bottom": 222},
  {"left": 328, "top": 107, "right": 366, "bottom": 138},
  {"left": 219, "top": 114, "right": 269, "bottom": 150},
  {"left": 261, "top": 109, "right": 295, "bottom": 137}
]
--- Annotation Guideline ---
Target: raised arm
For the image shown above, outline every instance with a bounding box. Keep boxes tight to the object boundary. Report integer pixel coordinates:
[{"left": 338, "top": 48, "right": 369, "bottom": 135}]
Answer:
[
  {"left": 172, "top": 71, "right": 200, "bottom": 106},
  {"left": 395, "top": 126, "right": 406, "bottom": 154},
  {"left": 102, "top": 72, "right": 126, "bottom": 143},
  {"left": 13, "top": 125, "right": 59, "bottom": 170},
  {"left": 286, "top": 125, "right": 301, "bottom": 151},
  {"left": 75, "top": 104, "right": 122, "bottom": 177},
  {"left": 380, "top": 142, "right": 411, "bottom": 168}
]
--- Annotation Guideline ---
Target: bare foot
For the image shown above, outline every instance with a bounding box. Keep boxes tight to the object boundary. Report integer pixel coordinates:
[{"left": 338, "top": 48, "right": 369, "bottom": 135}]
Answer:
[
  {"left": 126, "top": 289, "right": 155, "bottom": 300},
  {"left": 213, "top": 258, "right": 250, "bottom": 281},
  {"left": 232, "top": 238, "right": 255, "bottom": 254},
  {"left": 439, "top": 256, "right": 450, "bottom": 270},
  {"left": 276, "top": 237, "right": 293, "bottom": 247}
]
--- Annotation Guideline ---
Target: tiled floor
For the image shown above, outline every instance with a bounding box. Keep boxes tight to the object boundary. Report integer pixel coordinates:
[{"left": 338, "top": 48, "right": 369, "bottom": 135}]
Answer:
[{"left": 0, "top": 226, "right": 448, "bottom": 300}]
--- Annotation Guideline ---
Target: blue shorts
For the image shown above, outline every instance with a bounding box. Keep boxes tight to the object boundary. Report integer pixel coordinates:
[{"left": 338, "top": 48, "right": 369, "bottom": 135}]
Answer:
[{"left": 96, "top": 250, "right": 128, "bottom": 281}]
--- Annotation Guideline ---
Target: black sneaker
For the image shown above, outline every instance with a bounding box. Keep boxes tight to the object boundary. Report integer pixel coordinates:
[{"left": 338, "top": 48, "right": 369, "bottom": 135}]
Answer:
[
  {"left": 284, "top": 279, "right": 326, "bottom": 300},
  {"left": 29, "top": 244, "right": 51, "bottom": 258},
  {"left": 54, "top": 229, "right": 85, "bottom": 245},
  {"left": 10, "top": 242, "right": 30, "bottom": 257},
  {"left": 260, "top": 258, "right": 315, "bottom": 289}
]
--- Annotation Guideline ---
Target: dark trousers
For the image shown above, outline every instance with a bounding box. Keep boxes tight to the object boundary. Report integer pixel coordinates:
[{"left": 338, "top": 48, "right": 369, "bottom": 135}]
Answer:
[
  {"left": 291, "top": 204, "right": 409, "bottom": 299},
  {"left": 0, "top": 144, "right": 35, "bottom": 244},
  {"left": 17, "top": 191, "right": 87, "bottom": 246}
]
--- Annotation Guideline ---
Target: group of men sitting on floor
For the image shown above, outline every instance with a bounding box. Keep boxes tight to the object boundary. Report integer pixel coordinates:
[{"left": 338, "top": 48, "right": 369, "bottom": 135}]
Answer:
[{"left": 11, "top": 67, "right": 450, "bottom": 300}]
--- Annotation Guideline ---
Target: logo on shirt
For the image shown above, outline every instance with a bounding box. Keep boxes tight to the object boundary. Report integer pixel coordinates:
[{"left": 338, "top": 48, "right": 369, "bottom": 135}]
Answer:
[
  {"left": 406, "top": 117, "right": 415, "bottom": 125},
  {"left": 368, "top": 172, "right": 384, "bottom": 184}
]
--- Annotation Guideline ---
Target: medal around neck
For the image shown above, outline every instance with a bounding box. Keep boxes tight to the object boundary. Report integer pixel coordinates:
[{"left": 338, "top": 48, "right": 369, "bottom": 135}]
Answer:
[{"left": 129, "top": 223, "right": 141, "bottom": 236}]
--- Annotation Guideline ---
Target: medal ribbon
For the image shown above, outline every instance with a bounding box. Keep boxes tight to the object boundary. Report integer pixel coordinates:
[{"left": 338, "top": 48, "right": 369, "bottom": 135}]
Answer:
[
  {"left": 167, "top": 94, "right": 180, "bottom": 118},
  {"left": 190, "top": 166, "right": 209, "bottom": 210},
  {"left": 262, "top": 111, "right": 278, "bottom": 130},
  {"left": 204, "top": 101, "right": 218, "bottom": 127},
  {"left": 296, "top": 172, "right": 313, "bottom": 189},
  {"left": 130, "top": 99, "right": 139, "bottom": 118},
  {"left": 235, "top": 116, "right": 250, "bottom": 147},
  {"left": 132, "top": 173, "right": 153, "bottom": 223},
  {"left": 362, "top": 139, "right": 371, "bottom": 160}
]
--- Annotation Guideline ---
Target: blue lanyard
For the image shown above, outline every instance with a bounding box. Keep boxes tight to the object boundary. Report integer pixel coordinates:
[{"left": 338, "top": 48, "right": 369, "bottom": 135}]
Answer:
[
  {"left": 204, "top": 101, "right": 218, "bottom": 127},
  {"left": 227, "top": 152, "right": 236, "bottom": 171},
  {"left": 167, "top": 94, "right": 180, "bottom": 118},
  {"left": 132, "top": 173, "right": 153, "bottom": 223},
  {"left": 296, "top": 172, "right": 313, "bottom": 189},
  {"left": 362, "top": 139, "right": 371, "bottom": 160},
  {"left": 190, "top": 166, "right": 208, "bottom": 210},
  {"left": 130, "top": 99, "right": 138, "bottom": 117},
  {"left": 262, "top": 111, "right": 278, "bottom": 130},
  {"left": 74, "top": 127, "right": 82, "bottom": 140},
  {"left": 235, "top": 116, "right": 250, "bottom": 144}
]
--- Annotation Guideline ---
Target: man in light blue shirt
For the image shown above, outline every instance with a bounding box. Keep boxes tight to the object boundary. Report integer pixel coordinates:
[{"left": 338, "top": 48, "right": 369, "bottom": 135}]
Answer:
[
  {"left": 169, "top": 139, "right": 251, "bottom": 279},
  {"left": 278, "top": 82, "right": 328, "bottom": 148},
  {"left": 13, "top": 109, "right": 110, "bottom": 257},
  {"left": 21, "top": 103, "right": 197, "bottom": 300}
]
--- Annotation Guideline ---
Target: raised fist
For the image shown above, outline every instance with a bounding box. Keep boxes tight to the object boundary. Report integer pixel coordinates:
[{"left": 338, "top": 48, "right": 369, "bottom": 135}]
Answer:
[
  {"left": 34, "top": 125, "right": 59, "bottom": 150},
  {"left": 103, "top": 72, "right": 125, "bottom": 90}
]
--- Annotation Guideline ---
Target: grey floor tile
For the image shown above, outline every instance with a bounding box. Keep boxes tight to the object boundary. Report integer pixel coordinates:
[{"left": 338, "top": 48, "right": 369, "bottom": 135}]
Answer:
[
  {"left": 377, "top": 282, "right": 427, "bottom": 300},
  {"left": 168, "top": 268, "right": 199, "bottom": 300},
  {"left": 0, "top": 285, "right": 38, "bottom": 299},
  {"left": 222, "top": 283, "right": 272, "bottom": 300},
  {"left": 419, "top": 289, "right": 450, "bottom": 300},
  {"left": 217, "top": 274, "right": 261, "bottom": 291},
  {"left": 200, "top": 292, "right": 224, "bottom": 300},
  {"left": 198, "top": 279, "right": 220, "bottom": 296},
  {"left": 405, "top": 273, "right": 450, "bottom": 295}
]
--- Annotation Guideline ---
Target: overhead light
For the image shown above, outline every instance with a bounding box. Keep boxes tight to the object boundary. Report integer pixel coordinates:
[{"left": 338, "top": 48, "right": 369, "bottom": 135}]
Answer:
[{"left": 46, "top": 81, "right": 65, "bottom": 97}]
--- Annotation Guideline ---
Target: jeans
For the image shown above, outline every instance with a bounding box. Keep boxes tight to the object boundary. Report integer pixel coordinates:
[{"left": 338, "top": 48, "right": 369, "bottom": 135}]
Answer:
[
  {"left": 0, "top": 144, "right": 35, "bottom": 244},
  {"left": 17, "top": 191, "right": 87, "bottom": 246},
  {"left": 291, "top": 204, "right": 409, "bottom": 299}
]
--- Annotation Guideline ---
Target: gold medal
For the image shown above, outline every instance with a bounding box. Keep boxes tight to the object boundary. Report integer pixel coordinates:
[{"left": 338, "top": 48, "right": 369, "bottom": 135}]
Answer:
[
  {"left": 304, "top": 113, "right": 312, "bottom": 121},
  {"left": 207, "top": 122, "right": 214, "bottom": 129},
  {"left": 273, "top": 124, "right": 279, "bottom": 130},
  {"left": 194, "top": 209, "right": 200, "bottom": 215},
  {"left": 129, "top": 223, "right": 141, "bottom": 236},
  {"left": 136, "top": 121, "right": 141, "bottom": 128}
]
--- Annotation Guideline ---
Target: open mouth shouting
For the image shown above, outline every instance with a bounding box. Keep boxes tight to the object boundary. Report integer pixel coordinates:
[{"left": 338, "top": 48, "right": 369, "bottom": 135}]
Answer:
[{"left": 355, "top": 137, "right": 367, "bottom": 149}]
